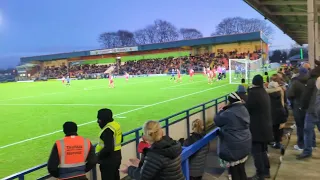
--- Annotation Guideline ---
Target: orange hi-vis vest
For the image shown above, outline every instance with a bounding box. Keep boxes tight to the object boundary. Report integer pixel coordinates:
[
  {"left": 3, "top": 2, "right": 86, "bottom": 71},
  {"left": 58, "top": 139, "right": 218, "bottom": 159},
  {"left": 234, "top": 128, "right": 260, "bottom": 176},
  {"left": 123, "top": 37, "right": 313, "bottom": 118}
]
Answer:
[{"left": 56, "top": 136, "right": 90, "bottom": 180}]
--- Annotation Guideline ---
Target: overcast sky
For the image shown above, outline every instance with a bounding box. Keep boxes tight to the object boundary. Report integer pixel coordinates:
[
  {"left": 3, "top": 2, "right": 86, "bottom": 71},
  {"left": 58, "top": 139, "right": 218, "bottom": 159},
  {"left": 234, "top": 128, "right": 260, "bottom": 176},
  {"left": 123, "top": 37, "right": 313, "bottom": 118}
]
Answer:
[{"left": 0, "top": 0, "right": 296, "bottom": 68}]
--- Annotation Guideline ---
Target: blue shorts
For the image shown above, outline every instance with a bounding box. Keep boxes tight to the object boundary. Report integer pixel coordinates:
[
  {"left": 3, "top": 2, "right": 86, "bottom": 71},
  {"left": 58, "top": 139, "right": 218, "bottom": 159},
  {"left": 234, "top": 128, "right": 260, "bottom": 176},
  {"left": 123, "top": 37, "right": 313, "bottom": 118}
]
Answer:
[{"left": 171, "top": 74, "right": 175, "bottom": 77}]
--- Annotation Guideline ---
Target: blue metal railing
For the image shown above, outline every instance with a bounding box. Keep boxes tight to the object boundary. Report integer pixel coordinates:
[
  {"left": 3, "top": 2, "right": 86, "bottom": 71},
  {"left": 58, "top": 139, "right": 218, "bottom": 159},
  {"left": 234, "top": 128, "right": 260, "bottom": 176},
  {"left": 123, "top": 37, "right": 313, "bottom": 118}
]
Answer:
[
  {"left": 181, "top": 128, "right": 220, "bottom": 179},
  {"left": 3, "top": 95, "right": 228, "bottom": 180}
]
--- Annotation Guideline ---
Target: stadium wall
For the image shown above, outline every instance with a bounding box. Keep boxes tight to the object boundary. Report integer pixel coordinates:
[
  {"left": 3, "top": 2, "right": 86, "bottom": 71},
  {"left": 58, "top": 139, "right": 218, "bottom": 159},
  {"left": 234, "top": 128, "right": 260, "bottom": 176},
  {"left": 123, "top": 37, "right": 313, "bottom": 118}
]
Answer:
[{"left": 20, "top": 32, "right": 265, "bottom": 64}]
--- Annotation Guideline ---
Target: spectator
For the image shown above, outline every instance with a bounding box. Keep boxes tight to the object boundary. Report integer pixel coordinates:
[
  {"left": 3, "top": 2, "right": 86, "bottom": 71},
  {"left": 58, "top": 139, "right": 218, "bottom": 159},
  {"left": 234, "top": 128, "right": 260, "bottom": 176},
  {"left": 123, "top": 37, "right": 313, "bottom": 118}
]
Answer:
[
  {"left": 237, "top": 85, "right": 248, "bottom": 102},
  {"left": 47, "top": 122, "right": 97, "bottom": 180},
  {"left": 266, "top": 80, "right": 287, "bottom": 149},
  {"left": 182, "top": 119, "right": 209, "bottom": 180},
  {"left": 297, "top": 66, "right": 320, "bottom": 159},
  {"left": 215, "top": 92, "right": 251, "bottom": 180},
  {"left": 315, "top": 77, "right": 320, "bottom": 117},
  {"left": 122, "top": 120, "right": 185, "bottom": 180},
  {"left": 246, "top": 75, "right": 273, "bottom": 180},
  {"left": 287, "top": 67, "right": 309, "bottom": 151},
  {"left": 241, "top": 78, "right": 249, "bottom": 90},
  {"left": 263, "top": 72, "right": 269, "bottom": 87},
  {"left": 95, "top": 109, "right": 123, "bottom": 180},
  {"left": 137, "top": 134, "right": 151, "bottom": 159}
]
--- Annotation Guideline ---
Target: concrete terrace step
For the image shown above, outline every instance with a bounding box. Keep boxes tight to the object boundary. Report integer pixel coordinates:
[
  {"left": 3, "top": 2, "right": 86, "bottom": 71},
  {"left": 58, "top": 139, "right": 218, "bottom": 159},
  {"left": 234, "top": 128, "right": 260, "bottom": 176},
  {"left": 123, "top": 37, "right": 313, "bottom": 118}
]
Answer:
[{"left": 276, "top": 125, "right": 320, "bottom": 179}]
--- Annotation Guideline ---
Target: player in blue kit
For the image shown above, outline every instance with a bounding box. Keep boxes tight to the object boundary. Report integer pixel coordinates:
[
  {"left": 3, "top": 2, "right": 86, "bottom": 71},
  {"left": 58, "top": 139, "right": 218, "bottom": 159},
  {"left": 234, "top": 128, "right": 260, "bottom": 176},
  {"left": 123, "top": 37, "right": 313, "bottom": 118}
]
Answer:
[
  {"left": 66, "top": 76, "right": 71, "bottom": 86},
  {"left": 170, "top": 68, "right": 176, "bottom": 81}
]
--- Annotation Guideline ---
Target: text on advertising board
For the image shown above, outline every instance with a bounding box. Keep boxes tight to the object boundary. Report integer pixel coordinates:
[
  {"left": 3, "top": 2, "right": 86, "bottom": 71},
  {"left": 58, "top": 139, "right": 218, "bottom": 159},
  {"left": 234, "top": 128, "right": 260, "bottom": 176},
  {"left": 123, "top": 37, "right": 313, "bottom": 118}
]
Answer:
[{"left": 90, "top": 46, "right": 138, "bottom": 55}]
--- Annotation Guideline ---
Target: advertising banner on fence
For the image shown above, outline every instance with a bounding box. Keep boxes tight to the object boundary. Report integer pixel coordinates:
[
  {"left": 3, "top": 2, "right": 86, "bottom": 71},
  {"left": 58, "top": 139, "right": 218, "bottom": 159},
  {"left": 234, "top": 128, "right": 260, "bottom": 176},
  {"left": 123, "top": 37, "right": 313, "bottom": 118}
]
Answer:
[{"left": 90, "top": 46, "right": 138, "bottom": 55}]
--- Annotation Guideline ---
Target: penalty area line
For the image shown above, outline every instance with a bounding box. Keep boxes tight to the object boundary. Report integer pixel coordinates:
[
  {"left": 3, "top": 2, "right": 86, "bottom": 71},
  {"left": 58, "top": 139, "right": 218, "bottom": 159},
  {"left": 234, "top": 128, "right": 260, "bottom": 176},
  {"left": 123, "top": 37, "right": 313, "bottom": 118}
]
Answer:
[
  {"left": 0, "top": 83, "right": 229, "bottom": 150},
  {"left": 0, "top": 104, "right": 147, "bottom": 107}
]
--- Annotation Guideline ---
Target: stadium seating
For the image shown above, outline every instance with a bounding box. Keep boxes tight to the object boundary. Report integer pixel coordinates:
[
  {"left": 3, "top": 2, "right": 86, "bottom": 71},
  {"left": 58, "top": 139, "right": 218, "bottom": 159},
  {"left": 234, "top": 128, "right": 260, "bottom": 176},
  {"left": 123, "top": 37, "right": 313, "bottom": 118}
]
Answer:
[{"left": 33, "top": 51, "right": 261, "bottom": 79}]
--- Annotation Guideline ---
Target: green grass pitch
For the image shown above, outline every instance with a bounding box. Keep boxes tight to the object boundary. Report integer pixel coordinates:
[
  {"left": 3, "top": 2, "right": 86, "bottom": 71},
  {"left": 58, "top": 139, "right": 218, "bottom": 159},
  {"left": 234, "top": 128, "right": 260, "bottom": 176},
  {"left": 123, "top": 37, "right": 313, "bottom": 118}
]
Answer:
[{"left": 0, "top": 74, "right": 238, "bottom": 178}]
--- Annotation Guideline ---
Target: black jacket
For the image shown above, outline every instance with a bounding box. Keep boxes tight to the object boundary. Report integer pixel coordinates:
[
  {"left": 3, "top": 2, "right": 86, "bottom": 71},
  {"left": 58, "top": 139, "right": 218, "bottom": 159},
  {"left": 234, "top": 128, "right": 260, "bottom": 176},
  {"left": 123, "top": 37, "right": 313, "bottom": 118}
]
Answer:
[
  {"left": 300, "top": 67, "right": 320, "bottom": 114},
  {"left": 215, "top": 102, "right": 251, "bottom": 162},
  {"left": 183, "top": 132, "right": 209, "bottom": 177},
  {"left": 247, "top": 86, "right": 273, "bottom": 143},
  {"left": 287, "top": 74, "right": 309, "bottom": 108},
  {"left": 127, "top": 136, "right": 185, "bottom": 180},
  {"left": 97, "top": 128, "right": 123, "bottom": 164},
  {"left": 266, "top": 87, "right": 287, "bottom": 125},
  {"left": 47, "top": 134, "right": 97, "bottom": 180}
]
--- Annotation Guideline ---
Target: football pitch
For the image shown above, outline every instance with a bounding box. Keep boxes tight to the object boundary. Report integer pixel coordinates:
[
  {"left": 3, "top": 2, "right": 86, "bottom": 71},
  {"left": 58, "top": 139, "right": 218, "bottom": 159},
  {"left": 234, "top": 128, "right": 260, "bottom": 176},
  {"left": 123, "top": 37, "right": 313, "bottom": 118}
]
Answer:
[{"left": 0, "top": 75, "right": 238, "bottom": 178}]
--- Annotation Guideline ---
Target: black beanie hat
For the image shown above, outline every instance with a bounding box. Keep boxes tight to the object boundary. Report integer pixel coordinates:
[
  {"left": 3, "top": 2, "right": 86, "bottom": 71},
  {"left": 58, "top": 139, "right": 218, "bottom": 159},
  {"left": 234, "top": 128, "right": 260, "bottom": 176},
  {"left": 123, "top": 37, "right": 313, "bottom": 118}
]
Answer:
[
  {"left": 252, "top": 74, "right": 264, "bottom": 87},
  {"left": 63, "top": 121, "right": 78, "bottom": 135},
  {"left": 97, "top": 108, "right": 113, "bottom": 123}
]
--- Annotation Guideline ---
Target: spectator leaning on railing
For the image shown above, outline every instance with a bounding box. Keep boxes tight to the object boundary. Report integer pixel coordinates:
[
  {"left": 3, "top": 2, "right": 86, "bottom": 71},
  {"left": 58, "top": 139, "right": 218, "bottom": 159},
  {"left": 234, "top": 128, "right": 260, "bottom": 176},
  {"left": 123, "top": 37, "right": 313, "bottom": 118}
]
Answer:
[
  {"left": 121, "top": 120, "right": 185, "bottom": 180},
  {"left": 215, "top": 92, "right": 251, "bottom": 180},
  {"left": 47, "top": 122, "right": 97, "bottom": 180},
  {"left": 181, "top": 119, "right": 209, "bottom": 180}
]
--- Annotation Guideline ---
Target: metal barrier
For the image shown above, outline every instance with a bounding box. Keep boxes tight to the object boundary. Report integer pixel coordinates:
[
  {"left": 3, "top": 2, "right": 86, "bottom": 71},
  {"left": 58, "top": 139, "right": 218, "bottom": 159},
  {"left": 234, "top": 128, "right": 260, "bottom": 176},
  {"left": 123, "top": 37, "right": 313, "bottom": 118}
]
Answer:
[
  {"left": 3, "top": 95, "right": 228, "bottom": 180},
  {"left": 181, "top": 128, "right": 220, "bottom": 180}
]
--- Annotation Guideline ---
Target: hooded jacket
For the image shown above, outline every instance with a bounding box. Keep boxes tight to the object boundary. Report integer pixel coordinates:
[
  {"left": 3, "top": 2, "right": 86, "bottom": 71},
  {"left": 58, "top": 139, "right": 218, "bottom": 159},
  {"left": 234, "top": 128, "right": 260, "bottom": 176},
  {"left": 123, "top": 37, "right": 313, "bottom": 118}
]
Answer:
[
  {"left": 300, "top": 67, "right": 320, "bottom": 114},
  {"left": 214, "top": 102, "right": 252, "bottom": 162},
  {"left": 127, "top": 136, "right": 185, "bottom": 180},
  {"left": 266, "top": 81, "right": 287, "bottom": 125},
  {"left": 287, "top": 74, "right": 309, "bottom": 107}
]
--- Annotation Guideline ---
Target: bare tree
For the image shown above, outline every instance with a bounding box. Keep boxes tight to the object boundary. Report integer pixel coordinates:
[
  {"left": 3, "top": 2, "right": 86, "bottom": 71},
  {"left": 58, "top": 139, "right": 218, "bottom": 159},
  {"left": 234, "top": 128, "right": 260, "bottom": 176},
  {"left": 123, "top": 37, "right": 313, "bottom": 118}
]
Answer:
[
  {"left": 179, "top": 28, "right": 203, "bottom": 40},
  {"left": 98, "top": 30, "right": 136, "bottom": 48},
  {"left": 154, "top": 19, "right": 179, "bottom": 43},
  {"left": 145, "top": 25, "right": 158, "bottom": 44},
  {"left": 134, "top": 25, "right": 158, "bottom": 45},
  {"left": 117, "top": 30, "right": 136, "bottom": 47},
  {"left": 98, "top": 32, "right": 121, "bottom": 48},
  {"left": 211, "top": 17, "right": 274, "bottom": 38}
]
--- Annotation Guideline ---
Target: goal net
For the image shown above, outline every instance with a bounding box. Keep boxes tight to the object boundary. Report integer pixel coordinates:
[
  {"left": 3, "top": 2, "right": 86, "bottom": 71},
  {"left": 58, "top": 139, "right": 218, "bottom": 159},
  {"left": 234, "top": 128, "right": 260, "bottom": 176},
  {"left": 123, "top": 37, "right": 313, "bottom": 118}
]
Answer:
[{"left": 228, "top": 58, "right": 263, "bottom": 84}]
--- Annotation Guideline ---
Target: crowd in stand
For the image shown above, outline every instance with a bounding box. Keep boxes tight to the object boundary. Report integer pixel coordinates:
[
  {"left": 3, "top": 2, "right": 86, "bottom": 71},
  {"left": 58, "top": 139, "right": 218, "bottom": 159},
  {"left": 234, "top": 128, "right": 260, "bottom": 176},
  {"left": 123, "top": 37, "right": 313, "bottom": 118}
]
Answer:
[{"left": 39, "top": 51, "right": 261, "bottom": 78}]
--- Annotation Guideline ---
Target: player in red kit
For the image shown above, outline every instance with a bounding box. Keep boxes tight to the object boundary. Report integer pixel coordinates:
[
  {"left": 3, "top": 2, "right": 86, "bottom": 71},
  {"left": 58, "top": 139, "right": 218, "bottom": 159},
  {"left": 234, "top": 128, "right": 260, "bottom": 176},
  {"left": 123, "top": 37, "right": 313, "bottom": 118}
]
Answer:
[
  {"left": 125, "top": 72, "right": 129, "bottom": 82},
  {"left": 62, "top": 76, "right": 65, "bottom": 84},
  {"left": 189, "top": 68, "right": 194, "bottom": 81},
  {"left": 208, "top": 69, "right": 214, "bottom": 84},
  {"left": 176, "top": 69, "right": 182, "bottom": 83},
  {"left": 109, "top": 74, "right": 114, "bottom": 88}
]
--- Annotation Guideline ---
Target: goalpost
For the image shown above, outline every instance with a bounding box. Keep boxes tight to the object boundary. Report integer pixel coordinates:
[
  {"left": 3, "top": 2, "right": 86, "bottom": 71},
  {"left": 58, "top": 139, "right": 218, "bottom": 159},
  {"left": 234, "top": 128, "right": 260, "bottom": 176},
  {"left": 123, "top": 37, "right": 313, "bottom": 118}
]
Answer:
[{"left": 228, "top": 58, "right": 263, "bottom": 84}]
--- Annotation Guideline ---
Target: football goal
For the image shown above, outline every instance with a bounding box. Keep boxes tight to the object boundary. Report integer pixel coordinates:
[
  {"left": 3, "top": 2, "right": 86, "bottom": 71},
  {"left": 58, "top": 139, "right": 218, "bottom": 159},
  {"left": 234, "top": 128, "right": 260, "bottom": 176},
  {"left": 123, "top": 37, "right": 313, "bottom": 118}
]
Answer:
[{"left": 228, "top": 58, "right": 263, "bottom": 84}]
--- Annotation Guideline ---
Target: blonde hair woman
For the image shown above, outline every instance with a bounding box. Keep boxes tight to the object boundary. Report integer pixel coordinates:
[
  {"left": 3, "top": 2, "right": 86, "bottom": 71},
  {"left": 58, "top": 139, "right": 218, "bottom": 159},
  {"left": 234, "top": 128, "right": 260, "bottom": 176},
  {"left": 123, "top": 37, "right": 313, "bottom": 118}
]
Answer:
[
  {"left": 121, "top": 120, "right": 185, "bottom": 180},
  {"left": 182, "top": 119, "right": 209, "bottom": 180}
]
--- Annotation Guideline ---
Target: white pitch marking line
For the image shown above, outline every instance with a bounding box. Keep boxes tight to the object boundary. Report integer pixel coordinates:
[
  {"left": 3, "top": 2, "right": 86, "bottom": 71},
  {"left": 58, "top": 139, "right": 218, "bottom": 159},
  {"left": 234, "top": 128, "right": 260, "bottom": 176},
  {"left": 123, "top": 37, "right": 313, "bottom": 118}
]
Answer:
[
  {"left": 0, "top": 83, "right": 229, "bottom": 150},
  {"left": 0, "top": 79, "right": 164, "bottom": 103},
  {"left": 0, "top": 104, "right": 147, "bottom": 107},
  {"left": 161, "top": 80, "right": 207, "bottom": 89}
]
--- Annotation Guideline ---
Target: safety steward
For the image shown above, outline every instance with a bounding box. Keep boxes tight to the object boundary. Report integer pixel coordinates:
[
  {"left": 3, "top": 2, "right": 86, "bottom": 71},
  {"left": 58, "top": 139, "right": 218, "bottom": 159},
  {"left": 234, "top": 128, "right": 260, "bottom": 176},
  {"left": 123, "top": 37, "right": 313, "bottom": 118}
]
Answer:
[
  {"left": 47, "top": 122, "right": 97, "bottom": 180},
  {"left": 96, "top": 108, "right": 123, "bottom": 180}
]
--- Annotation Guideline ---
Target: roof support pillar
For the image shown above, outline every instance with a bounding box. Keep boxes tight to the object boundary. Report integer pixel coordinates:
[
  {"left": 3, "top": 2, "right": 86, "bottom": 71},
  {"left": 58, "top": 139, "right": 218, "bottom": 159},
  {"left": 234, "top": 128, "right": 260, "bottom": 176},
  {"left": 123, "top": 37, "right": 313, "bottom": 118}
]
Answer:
[
  {"left": 315, "top": 20, "right": 319, "bottom": 61},
  {"left": 308, "top": 0, "right": 316, "bottom": 68}
]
